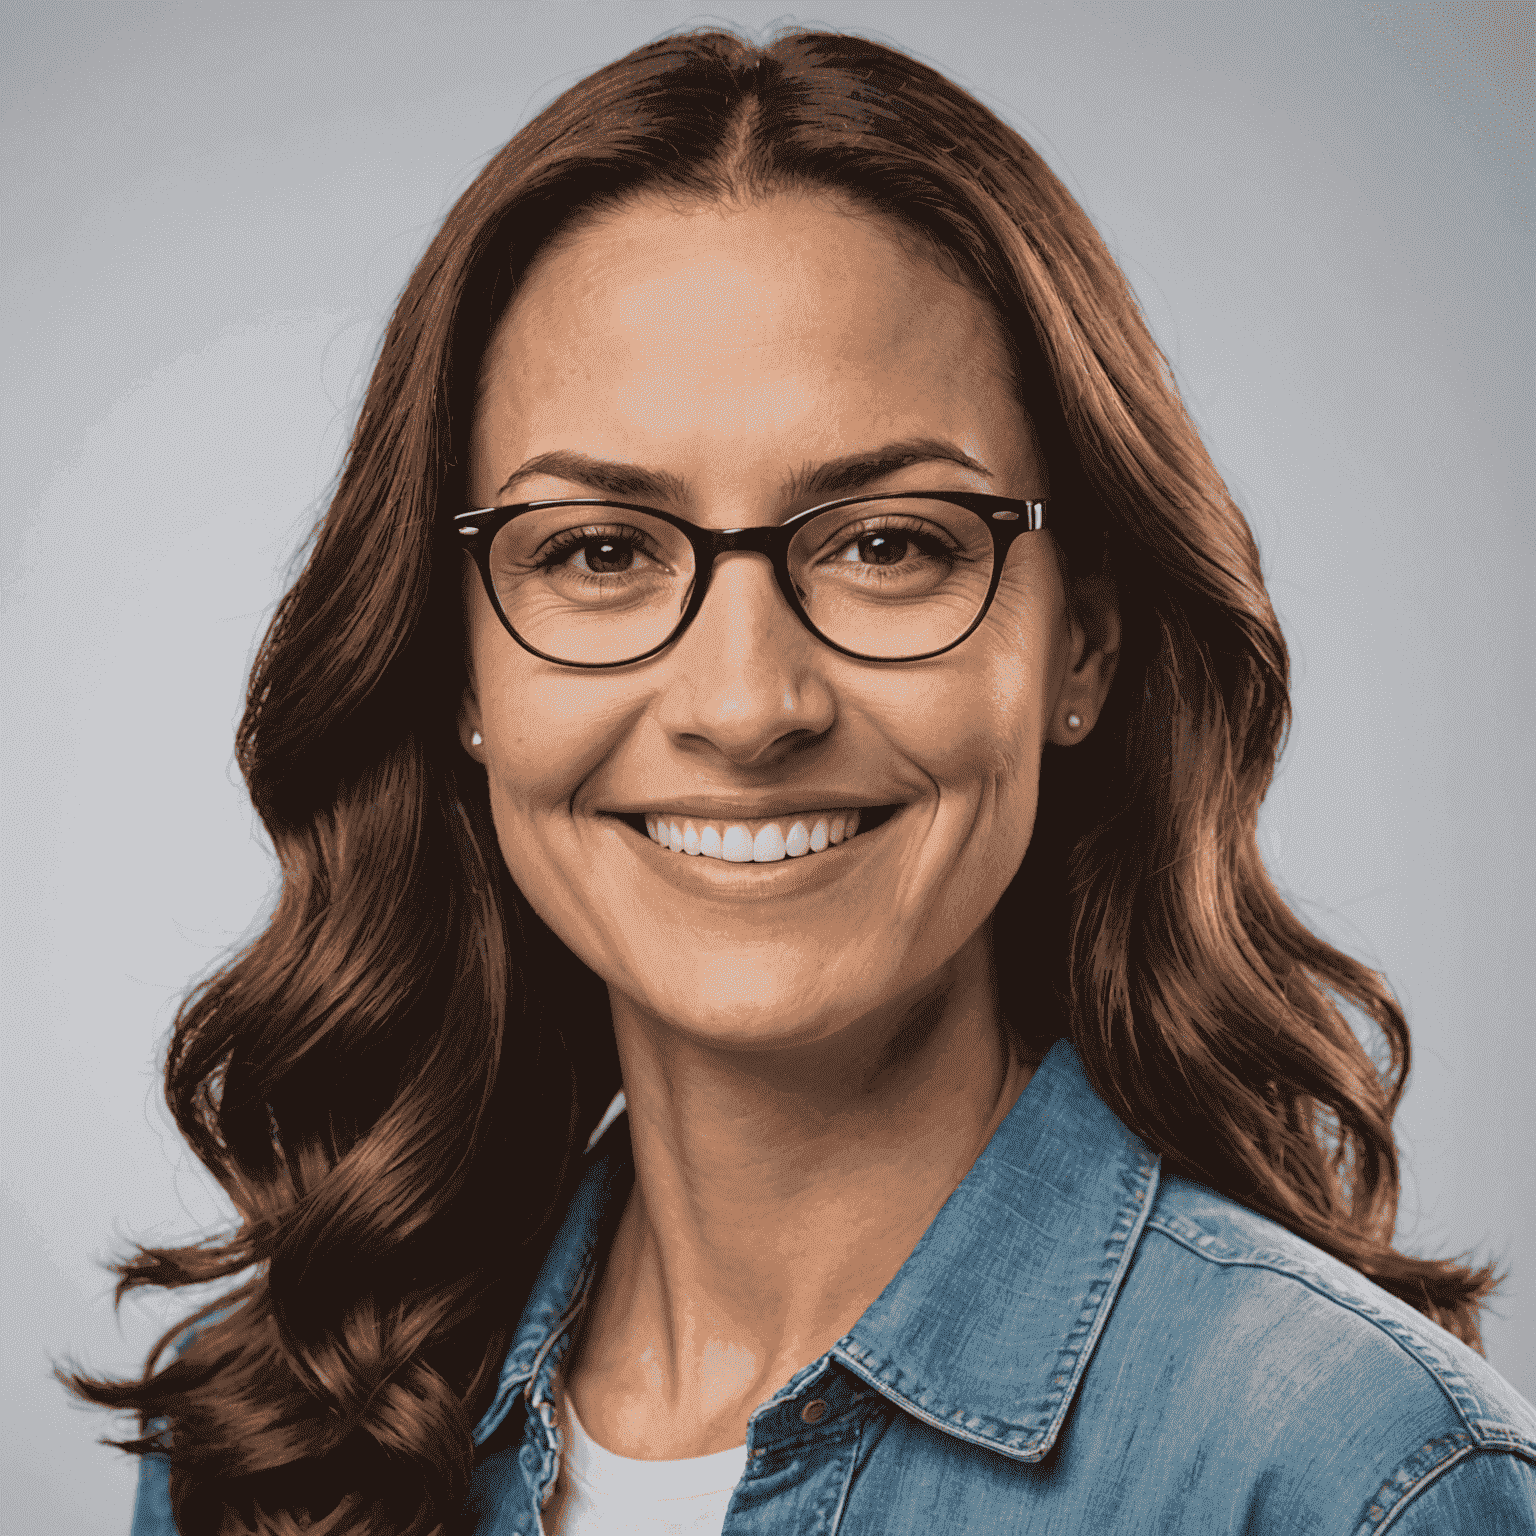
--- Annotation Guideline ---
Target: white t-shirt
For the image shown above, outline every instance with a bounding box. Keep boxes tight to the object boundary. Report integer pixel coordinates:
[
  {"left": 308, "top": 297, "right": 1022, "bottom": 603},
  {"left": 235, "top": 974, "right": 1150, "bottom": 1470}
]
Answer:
[{"left": 545, "top": 1397, "right": 749, "bottom": 1536}]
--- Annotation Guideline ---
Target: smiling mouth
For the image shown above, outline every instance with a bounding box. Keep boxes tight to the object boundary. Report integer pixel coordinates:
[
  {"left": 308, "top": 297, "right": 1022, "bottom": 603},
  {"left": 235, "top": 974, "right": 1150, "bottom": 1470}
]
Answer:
[{"left": 614, "top": 805, "right": 901, "bottom": 863}]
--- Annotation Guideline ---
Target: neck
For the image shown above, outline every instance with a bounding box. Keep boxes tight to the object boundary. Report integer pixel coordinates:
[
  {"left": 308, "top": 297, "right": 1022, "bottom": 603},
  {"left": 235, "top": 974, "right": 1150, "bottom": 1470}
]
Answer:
[{"left": 563, "top": 923, "right": 1035, "bottom": 1458}]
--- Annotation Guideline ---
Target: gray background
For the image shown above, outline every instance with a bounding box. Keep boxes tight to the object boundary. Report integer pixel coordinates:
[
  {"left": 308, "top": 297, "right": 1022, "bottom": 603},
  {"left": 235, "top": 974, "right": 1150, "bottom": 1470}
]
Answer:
[{"left": 3, "top": 2, "right": 1531, "bottom": 1528}]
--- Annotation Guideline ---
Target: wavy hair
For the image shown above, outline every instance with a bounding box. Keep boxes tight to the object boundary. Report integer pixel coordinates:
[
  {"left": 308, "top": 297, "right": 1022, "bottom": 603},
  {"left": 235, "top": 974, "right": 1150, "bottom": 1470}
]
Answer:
[{"left": 64, "top": 27, "right": 1498, "bottom": 1536}]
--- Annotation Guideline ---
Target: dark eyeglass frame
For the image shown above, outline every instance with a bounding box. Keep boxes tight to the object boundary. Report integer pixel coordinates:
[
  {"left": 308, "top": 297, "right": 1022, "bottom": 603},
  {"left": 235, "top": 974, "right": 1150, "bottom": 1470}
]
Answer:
[{"left": 450, "top": 491, "right": 1049, "bottom": 668}]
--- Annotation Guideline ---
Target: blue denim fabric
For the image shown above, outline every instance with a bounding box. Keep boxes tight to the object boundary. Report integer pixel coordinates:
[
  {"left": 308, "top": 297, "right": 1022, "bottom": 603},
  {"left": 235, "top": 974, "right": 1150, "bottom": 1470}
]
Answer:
[{"left": 131, "top": 1039, "right": 1535, "bottom": 1533}]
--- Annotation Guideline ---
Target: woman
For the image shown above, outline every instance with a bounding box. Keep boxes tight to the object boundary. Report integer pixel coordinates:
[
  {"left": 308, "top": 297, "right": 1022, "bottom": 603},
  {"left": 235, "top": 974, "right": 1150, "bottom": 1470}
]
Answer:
[{"left": 68, "top": 27, "right": 1533, "bottom": 1536}]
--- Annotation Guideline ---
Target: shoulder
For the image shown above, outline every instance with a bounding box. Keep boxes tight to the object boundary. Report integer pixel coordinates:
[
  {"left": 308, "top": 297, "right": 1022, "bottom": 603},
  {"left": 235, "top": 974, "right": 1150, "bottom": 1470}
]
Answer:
[
  {"left": 131, "top": 1454, "right": 174, "bottom": 1535},
  {"left": 1380, "top": 1449, "right": 1536, "bottom": 1533},
  {"left": 1084, "top": 1170, "right": 1535, "bottom": 1528},
  {"left": 123, "top": 1307, "right": 238, "bottom": 1536},
  {"left": 1140, "top": 1174, "right": 1534, "bottom": 1451}
]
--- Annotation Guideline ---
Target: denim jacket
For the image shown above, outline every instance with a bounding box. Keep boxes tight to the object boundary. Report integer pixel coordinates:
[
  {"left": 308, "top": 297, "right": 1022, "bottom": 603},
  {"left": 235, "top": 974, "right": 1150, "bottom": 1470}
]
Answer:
[{"left": 132, "top": 1038, "right": 1535, "bottom": 1533}]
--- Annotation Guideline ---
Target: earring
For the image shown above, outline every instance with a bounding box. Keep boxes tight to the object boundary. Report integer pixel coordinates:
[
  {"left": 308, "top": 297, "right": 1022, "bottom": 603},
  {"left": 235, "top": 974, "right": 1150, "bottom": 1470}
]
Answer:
[
  {"left": 470, "top": 730, "right": 483, "bottom": 746},
  {"left": 1065, "top": 712, "right": 1083, "bottom": 730}
]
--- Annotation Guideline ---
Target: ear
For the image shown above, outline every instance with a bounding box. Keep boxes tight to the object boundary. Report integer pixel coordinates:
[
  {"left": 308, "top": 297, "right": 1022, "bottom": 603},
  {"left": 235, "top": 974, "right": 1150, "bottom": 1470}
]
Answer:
[
  {"left": 459, "top": 686, "right": 486, "bottom": 763},
  {"left": 1047, "top": 570, "right": 1120, "bottom": 746}
]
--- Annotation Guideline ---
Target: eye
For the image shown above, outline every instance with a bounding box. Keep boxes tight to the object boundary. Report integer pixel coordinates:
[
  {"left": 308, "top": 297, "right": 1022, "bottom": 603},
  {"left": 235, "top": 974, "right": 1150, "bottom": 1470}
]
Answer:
[
  {"left": 838, "top": 530, "right": 911, "bottom": 566},
  {"left": 821, "top": 520, "right": 958, "bottom": 571},
  {"left": 532, "top": 525, "right": 660, "bottom": 577},
  {"left": 569, "top": 535, "right": 641, "bottom": 574}
]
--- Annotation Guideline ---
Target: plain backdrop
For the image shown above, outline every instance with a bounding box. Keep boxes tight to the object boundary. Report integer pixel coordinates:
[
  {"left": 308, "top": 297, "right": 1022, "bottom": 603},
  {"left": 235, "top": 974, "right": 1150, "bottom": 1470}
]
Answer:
[{"left": 3, "top": 2, "right": 1532, "bottom": 1529}]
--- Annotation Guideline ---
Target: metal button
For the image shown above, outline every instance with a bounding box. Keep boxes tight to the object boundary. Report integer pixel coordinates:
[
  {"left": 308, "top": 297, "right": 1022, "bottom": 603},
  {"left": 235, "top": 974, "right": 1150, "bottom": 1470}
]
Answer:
[{"left": 800, "top": 1398, "right": 828, "bottom": 1424}]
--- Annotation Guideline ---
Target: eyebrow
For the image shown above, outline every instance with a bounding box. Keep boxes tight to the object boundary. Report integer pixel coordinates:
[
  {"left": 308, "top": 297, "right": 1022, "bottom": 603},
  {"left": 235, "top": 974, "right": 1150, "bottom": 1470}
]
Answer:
[
  {"left": 495, "top": 437, "right": 992, "bottom": 506},
  {"left": 497, "top": 451, "right": 688, "bottom": 504}
]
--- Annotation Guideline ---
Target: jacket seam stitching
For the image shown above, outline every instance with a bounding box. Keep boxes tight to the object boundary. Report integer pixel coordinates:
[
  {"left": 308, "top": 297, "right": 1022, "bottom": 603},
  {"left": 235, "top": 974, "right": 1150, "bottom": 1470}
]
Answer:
[
  {"left": 1362, "top": 1440, "right": 1476, "bottom": 1534},
  {"left": 817, "top": 1415, "right": 865, "bottom": 1535},
  {"left": 1035, "top": 1152, "right": 1162, "bottom": 1454},
  {"left": 830, "top": 1347, "right": 1039, "bottom": 1461}
]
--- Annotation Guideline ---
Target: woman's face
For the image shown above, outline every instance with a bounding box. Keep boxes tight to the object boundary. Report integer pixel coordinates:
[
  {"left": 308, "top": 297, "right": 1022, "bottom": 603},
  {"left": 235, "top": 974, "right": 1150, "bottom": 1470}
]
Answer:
[{"left": 463, "top": 192, "right": 1113, "bottom": 1052}]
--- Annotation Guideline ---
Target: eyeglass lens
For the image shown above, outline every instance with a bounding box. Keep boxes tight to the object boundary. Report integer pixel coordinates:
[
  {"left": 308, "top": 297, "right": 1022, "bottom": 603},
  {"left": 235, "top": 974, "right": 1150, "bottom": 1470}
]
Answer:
[{"left": 487, "top": 498, "right": 998, "bottom": 664}]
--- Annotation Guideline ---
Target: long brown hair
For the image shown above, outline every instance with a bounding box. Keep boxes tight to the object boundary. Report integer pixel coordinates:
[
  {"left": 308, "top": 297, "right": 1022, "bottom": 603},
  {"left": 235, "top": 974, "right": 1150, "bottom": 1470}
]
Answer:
[{"left": 64, "top": 27, "right": 1498, "bottom": 1536}]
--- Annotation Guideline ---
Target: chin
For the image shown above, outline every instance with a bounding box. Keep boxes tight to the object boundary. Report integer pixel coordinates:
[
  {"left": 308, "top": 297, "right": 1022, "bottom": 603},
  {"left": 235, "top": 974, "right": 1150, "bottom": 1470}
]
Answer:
[{"left": 625, "top": 959, "right": 885, "bottom": 1055}]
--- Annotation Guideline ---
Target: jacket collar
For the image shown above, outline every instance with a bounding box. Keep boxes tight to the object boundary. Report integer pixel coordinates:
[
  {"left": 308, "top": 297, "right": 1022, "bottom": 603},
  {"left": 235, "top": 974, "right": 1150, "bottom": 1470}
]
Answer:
[
  {"left": 473, "top": 1038, "right": 1160, "bottom": 1463},
  {"left": 833, "top": 1037, "right": 1160, "bottom": 1459}
]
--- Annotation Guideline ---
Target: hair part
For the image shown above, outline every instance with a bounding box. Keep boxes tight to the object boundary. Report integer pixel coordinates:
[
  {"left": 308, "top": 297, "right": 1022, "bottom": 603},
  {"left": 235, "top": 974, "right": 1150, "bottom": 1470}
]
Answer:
[{"left": 63, "top": 27, "right": 1499, "bottom": 1536}]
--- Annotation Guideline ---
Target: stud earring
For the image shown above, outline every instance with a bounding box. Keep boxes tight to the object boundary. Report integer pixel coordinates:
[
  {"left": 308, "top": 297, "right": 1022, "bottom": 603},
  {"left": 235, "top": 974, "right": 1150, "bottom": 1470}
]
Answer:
[
  {"left": 470, "top": 730, "right": 483, "bottom": 747},
  {"left": 1065, "top": 712, "right": 1083, "bottom": 730}
]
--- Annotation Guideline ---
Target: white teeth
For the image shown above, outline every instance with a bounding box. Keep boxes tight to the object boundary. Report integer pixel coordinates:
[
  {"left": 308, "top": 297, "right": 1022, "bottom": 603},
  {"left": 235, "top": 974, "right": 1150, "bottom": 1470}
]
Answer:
[
  {"left": 640, "top": 808, "right": 873, "bottom": 863},
  {"left": 753, "top": 824, "right": 786, "bottom": 862}
]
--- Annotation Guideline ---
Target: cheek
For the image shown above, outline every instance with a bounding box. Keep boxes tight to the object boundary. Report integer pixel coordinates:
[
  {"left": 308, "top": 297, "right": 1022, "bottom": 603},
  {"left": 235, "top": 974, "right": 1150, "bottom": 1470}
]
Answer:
[
  {"left": 467, "top": 608, "right": 634, "bottom": 822},
  {"left": 872, "top": 677, "right": 1031, "bottom": 797},
  {"left": 483, "top": 680, "right": 602, "bottom": 806},
  {"left": 874, "top": 582, "right": 1055, "bottom": 800},
  {"left": 473, "top": 666, "right": 638, "bottom": 963}
]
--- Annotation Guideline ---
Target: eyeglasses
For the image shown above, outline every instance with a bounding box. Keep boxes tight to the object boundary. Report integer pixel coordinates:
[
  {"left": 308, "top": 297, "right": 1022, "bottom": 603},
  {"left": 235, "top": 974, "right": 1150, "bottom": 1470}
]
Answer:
[{"left": 451, "top": 491, "right": 1049, "bottom": 668}]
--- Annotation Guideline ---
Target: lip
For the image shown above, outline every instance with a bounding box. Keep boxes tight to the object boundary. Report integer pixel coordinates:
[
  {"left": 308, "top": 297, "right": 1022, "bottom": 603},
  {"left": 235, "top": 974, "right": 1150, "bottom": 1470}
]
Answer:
[
  {"left": 603, "top": 803, "right": 905, "bottom": 901},
  {"left": 607, "top": 796, "right": 904, "bottom": 821}
]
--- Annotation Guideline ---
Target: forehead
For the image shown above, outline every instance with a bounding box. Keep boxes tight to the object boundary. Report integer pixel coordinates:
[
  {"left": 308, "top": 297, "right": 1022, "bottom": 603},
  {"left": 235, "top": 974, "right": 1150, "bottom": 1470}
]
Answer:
[{"left": 472, "top": 192, "right": 1029, "bottom": 499}]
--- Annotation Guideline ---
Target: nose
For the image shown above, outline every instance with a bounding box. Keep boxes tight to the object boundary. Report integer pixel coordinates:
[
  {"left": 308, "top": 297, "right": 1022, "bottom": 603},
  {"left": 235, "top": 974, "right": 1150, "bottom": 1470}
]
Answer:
[{"left": 655, "top": 550, "right": 837, "bottom": 767}]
